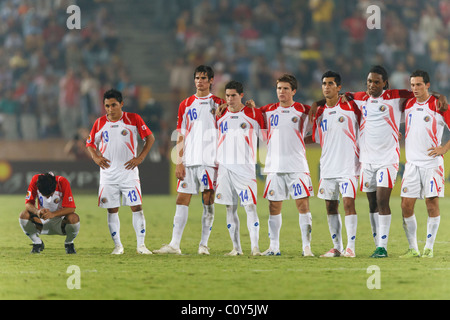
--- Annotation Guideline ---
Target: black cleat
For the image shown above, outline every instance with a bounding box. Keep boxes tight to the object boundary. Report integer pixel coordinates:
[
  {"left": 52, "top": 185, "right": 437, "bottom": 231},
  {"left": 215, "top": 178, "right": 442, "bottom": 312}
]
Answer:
[
  {"left": 65, "top": 243, "right": 77, "bottom": 254},
  {"left": 30, "top": 241, "right": 45, "bottom": 254}
]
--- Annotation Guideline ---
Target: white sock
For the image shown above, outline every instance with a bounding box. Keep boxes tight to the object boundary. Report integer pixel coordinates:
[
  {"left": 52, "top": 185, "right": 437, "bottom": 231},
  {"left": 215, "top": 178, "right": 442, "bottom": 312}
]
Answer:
[
  {"left": 425, "top": 216, "right": 440, "bottom": 250},
  {"left": 327, "top": 213, "right": 343, "bottom": 252},
  {"left": 226, "top": 204, "right": 241, "bottom": 251},
  {"left": 402, "top": 215, "right": 418, "bottom": 250},
  {"left": 345, "top": 214, "right": 357, "bottom": 251},
  {"left": 200, "top": 204, "right": 214, "bottom": 247},
  {"left": 378, "top": 214, "right": 391, "bottom": 249},
  {"left": 369, "top": 212, "right": 379, "bottom": 247},
  {"left": 64, "top": 222, "right": 80, "bottom": 244},
  {"left": 19, "top": 218, "right": 42, "bottom": 244},
  {"left": 299, "top": 212, "right": 312, "bottom": 250},
  {"left": 244, "top": 204, "right": 260, "bottom": 251},
  {"left": 268, "top": 214, "right": 282, "bottom": 251},
  {"left": 170, "top": 205, "right": 188, "bottom": 249},
  {"left": 132, "top": 211, "right": 146, "bottom": 247},
  {"left": 107, "top": 212, "right": 122, "bottom": 247}
]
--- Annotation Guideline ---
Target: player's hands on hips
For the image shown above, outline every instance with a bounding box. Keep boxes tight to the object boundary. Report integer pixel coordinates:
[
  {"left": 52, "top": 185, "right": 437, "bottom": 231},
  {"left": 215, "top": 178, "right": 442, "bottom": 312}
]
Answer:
[
  {"left": 428, "top": 146, "right": 448, "bottom": 158},
  {"left": 124, "top": 157, "right": 142, "bottom": 170},
  {"left": 93, "top": 154, "right": 111, "bottom": 169},
  {"left": 176, "top": 163, "right": 186, "bottom": 180}
]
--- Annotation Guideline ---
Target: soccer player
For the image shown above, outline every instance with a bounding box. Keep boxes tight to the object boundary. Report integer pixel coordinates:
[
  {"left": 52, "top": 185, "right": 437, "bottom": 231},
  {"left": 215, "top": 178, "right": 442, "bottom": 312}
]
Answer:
[
  {"left": 19, "top": 172, "right": 80, "bottom": 254},
  {"left": 215, "top": 80, "right": 266, "bottom": 256},
  {"left": 153, "top": 65, "right": 225, "bottom": 255},
  {"left": 344, "top": 65, "right": 448, "bottom": 258},
  {"left": 86, "top": 88, "right": 155, "bottom": 255},
  {"left": 311, "top": 71, "right": 361, "bottom": 258},
  {"left": 260, "top": 74, "right": 314, "bottom": 257},
  {"left": 400, "top": 70, "right": 450, "bottom": 258}
]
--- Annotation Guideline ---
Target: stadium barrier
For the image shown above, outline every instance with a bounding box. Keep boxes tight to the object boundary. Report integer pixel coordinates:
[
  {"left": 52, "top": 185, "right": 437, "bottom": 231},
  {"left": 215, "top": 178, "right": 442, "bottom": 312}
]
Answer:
[{"left": 0, "top": 160, "right": 170, "bottom": 195}]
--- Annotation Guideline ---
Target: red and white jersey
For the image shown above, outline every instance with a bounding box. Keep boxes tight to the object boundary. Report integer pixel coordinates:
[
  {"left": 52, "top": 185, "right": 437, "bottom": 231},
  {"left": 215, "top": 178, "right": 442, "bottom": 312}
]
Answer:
[
  {"left": 216, "top": 106, "right": 265, "bottom": 178},
  {"left": 349, "top": 89, "right": 413, "bottom": 166},
  {"left": 312, "top": 98, "right": 361, "bottom": 178},
  {"left": 404, "top": 96, "right": 450, "bottom": 168},
  {"left": 261, "top": 102, "right": 311, "bottom": 173},
  {"left": 177, "top": 93, "right": 225, "bottom": 167},
  {"left": 86, "top": 112, "right": 152, "bottom": 184},
  {"left": 25, "top": 174, "right": 76, "bottom": 211}
]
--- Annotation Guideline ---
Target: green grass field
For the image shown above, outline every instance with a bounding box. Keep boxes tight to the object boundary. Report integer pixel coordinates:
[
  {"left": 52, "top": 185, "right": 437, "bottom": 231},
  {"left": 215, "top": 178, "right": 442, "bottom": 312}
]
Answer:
[{"left": 1, "top": 194, "right": 450, "bottom": 301}]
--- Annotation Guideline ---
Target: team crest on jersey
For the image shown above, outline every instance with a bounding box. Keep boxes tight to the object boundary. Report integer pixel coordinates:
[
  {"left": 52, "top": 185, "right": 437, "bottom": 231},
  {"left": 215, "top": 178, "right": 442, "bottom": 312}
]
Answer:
[
  {"left": 87, "top": 135, "right": 92, "bottom": 144},
  {"left": 379, "top": 105, "right": 387, "bottom": 112},
  {"left": 424, "top": 116, "right": 431, "bottom": 122},
  {"left": 269, "top": 190, "right": 275, "bottom": 196},
  {"left": 240, "top": 123, "right": 247, "bottom": 129},
  {"left": 364, "top": 182, "right": 370, "bottom": 188},
  {"left": 26, "top": 191, "right": 31, "bottom": 200},
  {"left": 210, "top": 108, "right": 216, "bottom": 115},
  {"left": 338, "top": 116, "right": 345, "bottom": 123},
  {"left": 121, "top": 130, "right": 128, "bottom": 136},
  {"left": 319, "top": 188, "right": 325, "bottom": 194},
  {"left": 101, "top": 197, "right": 108, "bottom": 204},
  {"left": 402, "top": 187, "right": 408, "bottom": 193},
  {"left": 216, "top": 193, "right": 222, "bottom": 199},
  {"left": 53, "top": 198, "right": 60, "bottom": 204},
  {"left": 181, "top": 182, "right": 188, "bottom": 188},
  {"left": 291, "top": 117, "right": 298, "bottom": 123}
]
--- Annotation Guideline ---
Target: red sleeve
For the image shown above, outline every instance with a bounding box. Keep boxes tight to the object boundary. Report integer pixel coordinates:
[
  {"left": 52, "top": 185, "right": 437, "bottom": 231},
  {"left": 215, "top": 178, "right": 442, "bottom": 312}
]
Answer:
[
  {"left": 134, "top": 113, "right": 152, "bottom": 139},
  {"left": 312, "top": 106, "right": 326, "bottom": 143},
  {"left": 25, "top": 174, "right": 40, "bottom": 205},
  {"left": 56, "top": 176, "right": 76, "bottom": 208},
  {"left": 86, "top": 117, "right": 107, "bottom": 149},
  {"left": 177, "top": 96, "right": 195, "bottom": 130}
]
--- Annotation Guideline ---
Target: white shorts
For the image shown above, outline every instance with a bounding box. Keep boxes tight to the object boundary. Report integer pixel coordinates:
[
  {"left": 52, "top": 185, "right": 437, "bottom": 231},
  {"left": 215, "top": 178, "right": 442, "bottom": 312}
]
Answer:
[
  {"left": 359, "top": 163, "right": 398, "bottom": 192},
  {"left": 40, "top": 217, "right": 65, "bottom": 235},
  {"left": 177, "top": 165, "right": 217, "bottom": 194},
  {"left": 318, "top": 176, "right": 358, "bottom": 200},
  {"left": 215, "top": 166, "right": 257, "bottom": 206},
  {"left": 263, "top": 172, "right": 314, "bottom": 201},
  {"left": 98, "top": 180, "right": 142, "bottom": 208},
  {"left": 401, "top": 163, "right": 445, "bottom": 199}
]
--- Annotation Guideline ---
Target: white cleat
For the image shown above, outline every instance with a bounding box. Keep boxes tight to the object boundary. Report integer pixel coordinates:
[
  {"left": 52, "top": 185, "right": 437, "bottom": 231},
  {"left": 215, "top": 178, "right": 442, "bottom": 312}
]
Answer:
[
  {"left": 320, "top": 248, "right": 343, "bottom": 257},
  {"left": 111, "top": 245, "right": 124, "bottom": 255},
  {"left": 251, "top": 247, "right": 262, "bottom": 256},
  {"left": 262, "top": 247, "right": 281, "bottom": 256},
  {"left": 302, "top": 246, "right": 314, "bottom": 257},
  {"left": 343, "top": 247, "right": 356, "bottom": 258},
  {"left": 225, "top": 248, "right": 243, "bottom": 256},
  {"left": 152, "top": 244, "right": 182, "bottom": 255},
  {"left": 137, "top": 244, "right": 153, "bottom": 255},
  {"left": 198, "top": 245, "right": 210, "bottom": 255}
]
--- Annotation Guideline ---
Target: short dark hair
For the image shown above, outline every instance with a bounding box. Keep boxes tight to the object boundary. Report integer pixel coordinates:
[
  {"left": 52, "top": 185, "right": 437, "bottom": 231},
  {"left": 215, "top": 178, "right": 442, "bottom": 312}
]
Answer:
[
  {"left": 103, "top": 88, "right": 123, "bottom": 103},
  {"left": 410, "top": 69, "right": 430, "bottom": 84},
  {"left": 368, "top": 65, "right": 389, "bottom": 89},
  {"left": 277, "top": 74, "right": 298, "bottom": 91},
  {"left": 321, "top": 70, "right": 342, "bottom": 86},
  {"left": 194, "top": 65, "right": 214, "bottom": 80},
  {"left": 225, "top": 80, "right": 244, "bottom": 94},
  {"left": 37, "top": 173, "right": 57, "bottom": 196}
]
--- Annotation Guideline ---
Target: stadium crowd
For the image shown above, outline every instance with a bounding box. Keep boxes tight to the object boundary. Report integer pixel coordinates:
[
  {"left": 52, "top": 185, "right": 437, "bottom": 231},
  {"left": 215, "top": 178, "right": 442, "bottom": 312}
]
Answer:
[{"left": 1, "top": 0, "right": 450, "bottom": 151}]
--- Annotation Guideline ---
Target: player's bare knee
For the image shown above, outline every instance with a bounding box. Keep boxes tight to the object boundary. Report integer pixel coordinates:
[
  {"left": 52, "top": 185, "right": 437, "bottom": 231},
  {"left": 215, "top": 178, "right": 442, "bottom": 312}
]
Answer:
[
  {"left": 325, "top": 200, "right": 339, "bottom": 215},
  {"left": 66, "top": 213, "right": 80, "bottom": 224}
]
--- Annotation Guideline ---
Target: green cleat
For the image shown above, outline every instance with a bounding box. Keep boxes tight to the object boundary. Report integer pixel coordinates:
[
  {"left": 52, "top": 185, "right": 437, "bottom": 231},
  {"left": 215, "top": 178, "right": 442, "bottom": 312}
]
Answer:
[
  {"left": 422, "top": 248, "right": 434, "bottom": 258},
  {"left": 399, "top": 248, "right": 420, "bottom": 258},
  {"left": 370, "top": 247, "right": 388, "bottom": 258}
]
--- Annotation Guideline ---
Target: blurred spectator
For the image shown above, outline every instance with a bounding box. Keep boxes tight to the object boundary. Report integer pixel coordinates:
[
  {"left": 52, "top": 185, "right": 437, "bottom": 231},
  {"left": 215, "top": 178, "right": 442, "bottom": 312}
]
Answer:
[{"left": 58, "top": 68, "right": 81, "bottom": 139}]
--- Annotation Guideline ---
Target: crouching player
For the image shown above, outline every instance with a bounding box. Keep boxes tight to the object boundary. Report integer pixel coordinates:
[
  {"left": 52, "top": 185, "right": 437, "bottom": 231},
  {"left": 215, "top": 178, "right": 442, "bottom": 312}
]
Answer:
[{"left": 19, "top": 172, "right": 80, "bottom": 254}]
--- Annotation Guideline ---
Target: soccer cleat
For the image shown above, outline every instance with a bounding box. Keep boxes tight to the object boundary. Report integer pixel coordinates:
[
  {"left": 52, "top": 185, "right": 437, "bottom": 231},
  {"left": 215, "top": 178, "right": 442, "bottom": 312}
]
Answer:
[
  {"left": 302, "top": 246, "right": 314, "bottom": 257},
  {"left": 343, "top": 248, "right": 356, "bottom": 258},
  {"left": 251, "top": 247, "right": 262, "bottom": 256},
  {"left": 370, "top": 247, "right": 388, "bottom": 258},
  {"left": 65, "top": 243, "right": 77, "bottom": 254},
  {"left": 422, "top": 248, "right": 434, "bottom": 258},
  {"left": 320, "top": 248, "right": 343, "bottom": 257},
  {"left": 111, "top": 245, "right": 124, "bottom": 255},
  {"left": 399, "top": 248, "right": 420, "bottom": 258},
  {"left": 225, "top": 248, "right": 243, "bottom": 256},
  {"left": 198, "top": 245, "right": 210, "bottom": 255},
  {"left": 262, "top": 248, "right": 281, "bottom": 256},
  {"left": 152, "top": 244, "right": 182, "bottom": 255},
  {"left": 137, "top": 244, "right": 152, "bottom": 255},
  {"left": 30, "top": 241, "right": 45, "bottom": 254}
]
